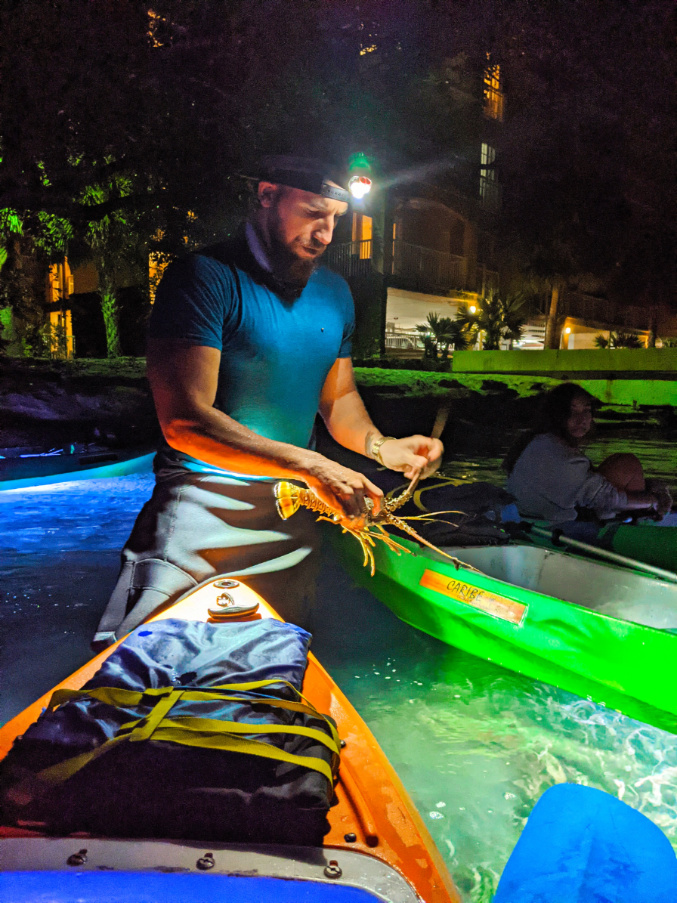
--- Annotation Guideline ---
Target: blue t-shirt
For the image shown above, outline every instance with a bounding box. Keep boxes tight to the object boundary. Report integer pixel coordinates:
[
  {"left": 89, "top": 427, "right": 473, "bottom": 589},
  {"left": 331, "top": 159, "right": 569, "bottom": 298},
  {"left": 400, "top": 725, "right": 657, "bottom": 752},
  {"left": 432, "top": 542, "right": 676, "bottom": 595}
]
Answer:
[{"left": 149, "top": 235, "right": 355, "bottom": 471}]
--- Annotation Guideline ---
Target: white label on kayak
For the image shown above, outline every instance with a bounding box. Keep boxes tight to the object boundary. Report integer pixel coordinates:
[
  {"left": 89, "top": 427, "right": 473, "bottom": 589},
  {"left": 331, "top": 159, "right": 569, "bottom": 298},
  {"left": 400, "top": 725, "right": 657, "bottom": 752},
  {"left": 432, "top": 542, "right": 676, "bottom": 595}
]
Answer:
[{"left": 420, "top": 569, "right": 527, "bottom": 625}]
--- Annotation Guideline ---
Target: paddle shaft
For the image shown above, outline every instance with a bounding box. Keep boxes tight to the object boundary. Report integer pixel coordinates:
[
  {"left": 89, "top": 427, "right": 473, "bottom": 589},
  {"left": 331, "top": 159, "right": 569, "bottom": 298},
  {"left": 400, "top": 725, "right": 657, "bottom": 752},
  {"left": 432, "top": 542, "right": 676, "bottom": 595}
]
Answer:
[
  {"left": 530, "top": 524, "right": 677, "bottom": 584},
  {"left": 406, "top": 397, "right": 452, "bottom": 494},
  {"left": 431, "top": 397, "right": 452, "bottom": 441}
]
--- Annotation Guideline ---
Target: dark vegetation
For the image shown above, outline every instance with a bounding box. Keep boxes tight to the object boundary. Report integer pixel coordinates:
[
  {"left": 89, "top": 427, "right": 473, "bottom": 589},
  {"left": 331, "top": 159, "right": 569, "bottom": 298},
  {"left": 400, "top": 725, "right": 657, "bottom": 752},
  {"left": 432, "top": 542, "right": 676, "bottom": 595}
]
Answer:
[
  {"left": 0, "top": 1, "right": 674, "bottom": 357},
  {"left": 2, "top": 357, "right": 674, "bottom": 455}
]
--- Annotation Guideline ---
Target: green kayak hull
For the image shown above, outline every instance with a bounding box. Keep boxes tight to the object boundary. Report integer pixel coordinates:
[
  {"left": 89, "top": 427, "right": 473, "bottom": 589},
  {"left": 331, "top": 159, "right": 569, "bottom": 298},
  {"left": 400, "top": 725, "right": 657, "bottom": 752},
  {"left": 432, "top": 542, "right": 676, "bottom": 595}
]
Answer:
[
  {"left": 604, "top": 522, "right": 676, "bottom": 574},
  {"left": 332, "top": 529, "right": 677, "bottom": 735}
]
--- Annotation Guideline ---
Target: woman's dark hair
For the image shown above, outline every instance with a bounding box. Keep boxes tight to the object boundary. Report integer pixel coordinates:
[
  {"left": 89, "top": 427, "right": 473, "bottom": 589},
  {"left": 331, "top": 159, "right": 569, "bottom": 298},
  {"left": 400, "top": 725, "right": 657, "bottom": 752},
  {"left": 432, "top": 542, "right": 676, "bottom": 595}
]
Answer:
[{"left": 503, "top": 383, "right": 597, "bottom": 473}]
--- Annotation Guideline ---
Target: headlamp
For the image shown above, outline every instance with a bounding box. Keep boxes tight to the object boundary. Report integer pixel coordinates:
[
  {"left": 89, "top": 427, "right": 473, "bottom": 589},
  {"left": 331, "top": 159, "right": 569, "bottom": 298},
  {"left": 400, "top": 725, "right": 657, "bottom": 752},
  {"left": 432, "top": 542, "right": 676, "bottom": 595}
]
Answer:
[
  {"left": 257, "top": 156, "right": 351, "bottom": 203},
  {"left": 348, "top": 175, "right": 372, "bottom": 199},
  {"left": 255, "top": 154, "right": 374, "bottom": 204},
  {"left": 347, "top": 152, "right": 373, "bottom": 200}
]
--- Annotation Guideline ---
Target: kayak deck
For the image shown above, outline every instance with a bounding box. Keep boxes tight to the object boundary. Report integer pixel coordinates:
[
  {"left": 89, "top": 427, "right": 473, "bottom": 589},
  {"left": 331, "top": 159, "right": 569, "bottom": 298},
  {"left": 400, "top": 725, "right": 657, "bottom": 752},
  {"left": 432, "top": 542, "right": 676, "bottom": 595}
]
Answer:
[
  {"left": 0, "top": 838, "right": 427, "bottom": 902},
  {"left": 0, "top": 576, "right": 459, "bottom": 903}
]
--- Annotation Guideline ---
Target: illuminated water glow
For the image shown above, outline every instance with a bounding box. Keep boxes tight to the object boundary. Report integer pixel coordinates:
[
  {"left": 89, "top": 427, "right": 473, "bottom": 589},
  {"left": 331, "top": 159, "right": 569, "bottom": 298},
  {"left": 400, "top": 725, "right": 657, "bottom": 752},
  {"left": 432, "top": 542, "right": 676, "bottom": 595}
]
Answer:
[
  {"left": 312, "top": 579, "right": 677, "bottom": 899},
  {"left": 1, "top": 439, "right": 676, "bottom": 902}
]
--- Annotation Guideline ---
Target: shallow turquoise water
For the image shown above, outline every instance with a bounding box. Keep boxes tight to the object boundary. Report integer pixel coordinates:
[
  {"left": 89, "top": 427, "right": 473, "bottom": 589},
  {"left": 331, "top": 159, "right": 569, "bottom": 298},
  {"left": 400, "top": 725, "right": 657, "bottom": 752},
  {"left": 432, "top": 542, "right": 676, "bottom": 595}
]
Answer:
[
  {"left": 1, "top": 439, "right": 676, "bottom": 901},
  {"left": 311, "top": 552, "right": 677, "bottom": 900}
]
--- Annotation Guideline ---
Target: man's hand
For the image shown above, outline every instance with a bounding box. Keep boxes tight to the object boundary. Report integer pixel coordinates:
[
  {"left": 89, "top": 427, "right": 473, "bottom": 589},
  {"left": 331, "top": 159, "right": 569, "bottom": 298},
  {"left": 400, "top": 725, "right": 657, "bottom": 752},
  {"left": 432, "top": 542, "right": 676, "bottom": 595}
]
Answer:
[
  {"left": 303, "top": 457, "right": 384, "bottom": 524},
  {"left": 377, "top": 435, "right": 444, "bottom": 480}
]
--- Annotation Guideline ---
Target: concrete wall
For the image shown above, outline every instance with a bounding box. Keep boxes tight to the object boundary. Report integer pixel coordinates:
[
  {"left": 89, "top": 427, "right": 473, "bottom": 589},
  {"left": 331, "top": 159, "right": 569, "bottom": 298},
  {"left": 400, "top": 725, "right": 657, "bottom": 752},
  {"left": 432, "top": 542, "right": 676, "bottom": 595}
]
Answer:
[
  {"left": 453, "top": 348, "right": 677, "bottom": 374},
  {"left": 451, "top": 349, "right": 677, "bottom": 406},
  {"left": 386, "top": 287, "right": 466, "bottom": 333}
]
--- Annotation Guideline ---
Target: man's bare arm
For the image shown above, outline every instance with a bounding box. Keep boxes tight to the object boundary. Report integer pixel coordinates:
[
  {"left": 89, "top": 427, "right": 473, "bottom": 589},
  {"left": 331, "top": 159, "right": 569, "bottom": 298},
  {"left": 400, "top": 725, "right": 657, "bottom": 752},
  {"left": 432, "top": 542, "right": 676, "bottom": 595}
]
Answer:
[
  {"left": 318, "top": 355, "right": 384, "bottom": 457},
  {"left": 319, "top": 357, "right": 444, "bottom": 480},
  {"left": 147, "top": 339, "right": 382, "bottom": 519}
]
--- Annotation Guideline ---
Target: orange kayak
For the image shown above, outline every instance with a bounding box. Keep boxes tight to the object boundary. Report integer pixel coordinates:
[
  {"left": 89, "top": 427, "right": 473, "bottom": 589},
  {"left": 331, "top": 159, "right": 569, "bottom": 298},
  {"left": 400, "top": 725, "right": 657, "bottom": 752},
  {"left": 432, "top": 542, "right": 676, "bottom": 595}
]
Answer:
[{"left": 0, "top": 576, "right": 460, "bottom": 903}]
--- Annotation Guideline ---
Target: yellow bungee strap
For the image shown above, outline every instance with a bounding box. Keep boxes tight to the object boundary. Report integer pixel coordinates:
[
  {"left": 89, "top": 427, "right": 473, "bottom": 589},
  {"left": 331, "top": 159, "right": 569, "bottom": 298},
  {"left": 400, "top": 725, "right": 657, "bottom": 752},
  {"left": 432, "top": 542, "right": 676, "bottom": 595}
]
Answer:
[{"left": 18, "top": 679, "right": 340, "bottom": 799}]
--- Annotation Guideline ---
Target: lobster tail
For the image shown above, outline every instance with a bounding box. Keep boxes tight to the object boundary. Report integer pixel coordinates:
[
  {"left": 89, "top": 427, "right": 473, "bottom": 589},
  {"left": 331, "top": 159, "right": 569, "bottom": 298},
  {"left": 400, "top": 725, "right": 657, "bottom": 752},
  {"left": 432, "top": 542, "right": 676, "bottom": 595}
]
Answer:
[{"left": 274, "top": 481, "right": 302, "bottom": 520}]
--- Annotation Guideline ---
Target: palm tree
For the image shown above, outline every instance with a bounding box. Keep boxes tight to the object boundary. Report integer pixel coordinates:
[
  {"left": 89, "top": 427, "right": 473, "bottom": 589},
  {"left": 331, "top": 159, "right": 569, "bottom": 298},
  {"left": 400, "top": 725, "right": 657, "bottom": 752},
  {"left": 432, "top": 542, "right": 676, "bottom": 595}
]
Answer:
[
  {"left": 595, "top": 331, "right": 643, "bottom": 349},
  {"left": 456, "top": 293, "right": 527, "bottom": 350},
  {"left": 416, "top": 312, "right": 472, "bottom": 360},
  {"left": 501, "top": 295, "right": 529, "bottom": 350}
]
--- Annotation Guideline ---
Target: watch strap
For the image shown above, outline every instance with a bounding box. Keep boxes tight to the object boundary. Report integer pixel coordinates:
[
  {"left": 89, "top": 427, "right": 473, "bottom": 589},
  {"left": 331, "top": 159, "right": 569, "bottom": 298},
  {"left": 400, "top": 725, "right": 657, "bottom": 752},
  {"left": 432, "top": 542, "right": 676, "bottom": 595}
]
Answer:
[{"left": 371, "top": 436, "right": 396, "bottom": 467}]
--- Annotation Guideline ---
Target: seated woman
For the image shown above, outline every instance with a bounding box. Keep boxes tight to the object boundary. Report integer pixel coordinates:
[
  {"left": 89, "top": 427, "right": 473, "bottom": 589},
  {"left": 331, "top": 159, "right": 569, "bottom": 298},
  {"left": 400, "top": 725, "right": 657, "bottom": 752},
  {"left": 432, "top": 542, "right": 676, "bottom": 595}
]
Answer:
[{"left": 504, "top": 383, "right": 671, "bottom": 529}]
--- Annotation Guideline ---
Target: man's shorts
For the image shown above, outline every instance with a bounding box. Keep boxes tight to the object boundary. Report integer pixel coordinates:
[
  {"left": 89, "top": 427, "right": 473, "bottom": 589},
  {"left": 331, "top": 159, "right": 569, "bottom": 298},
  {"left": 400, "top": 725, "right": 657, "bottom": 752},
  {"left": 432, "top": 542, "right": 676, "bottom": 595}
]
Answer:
[{"left": 93, "top": 471, "right": 319, "bottom": 649}]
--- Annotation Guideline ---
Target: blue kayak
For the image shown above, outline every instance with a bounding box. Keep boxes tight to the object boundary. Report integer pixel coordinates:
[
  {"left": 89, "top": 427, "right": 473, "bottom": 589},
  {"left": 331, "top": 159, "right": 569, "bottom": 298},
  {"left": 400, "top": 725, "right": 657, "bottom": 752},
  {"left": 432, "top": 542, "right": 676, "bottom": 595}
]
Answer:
[
  {"left": 0, "top": 447, "right": 154, "bottom": 491},
  {"left": 0, "top": 871, "right": 389, "bottom": 903}
]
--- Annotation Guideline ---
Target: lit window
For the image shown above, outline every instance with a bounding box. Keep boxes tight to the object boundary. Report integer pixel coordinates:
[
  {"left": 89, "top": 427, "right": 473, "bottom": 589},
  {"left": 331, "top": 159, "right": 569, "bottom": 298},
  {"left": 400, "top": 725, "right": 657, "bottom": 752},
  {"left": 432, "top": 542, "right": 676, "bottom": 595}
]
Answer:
[
  {"left": 483, "top": 64, "right": 504, "bottom": 121},
  {"left": 481, "top": 143, "right": 496, "bottom": 178},
  {"left": 147, "top": 10, "right": 165, "bottom": 48}
]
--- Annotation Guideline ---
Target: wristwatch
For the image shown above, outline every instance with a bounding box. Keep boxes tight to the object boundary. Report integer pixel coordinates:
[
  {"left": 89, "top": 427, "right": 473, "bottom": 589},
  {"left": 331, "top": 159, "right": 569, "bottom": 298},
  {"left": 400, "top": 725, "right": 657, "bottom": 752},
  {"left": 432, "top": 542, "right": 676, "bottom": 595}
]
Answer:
[{"left": 371, "top": 435, "right": 396, "bottom": 467}]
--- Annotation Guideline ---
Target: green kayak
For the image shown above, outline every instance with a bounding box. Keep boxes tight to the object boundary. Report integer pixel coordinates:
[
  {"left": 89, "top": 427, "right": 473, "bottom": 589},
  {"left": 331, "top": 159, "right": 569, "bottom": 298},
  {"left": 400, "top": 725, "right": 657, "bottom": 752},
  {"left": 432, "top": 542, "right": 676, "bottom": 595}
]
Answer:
[
  {"left": 526, "top": 518, "right": 677, "bottom": 577},
  {"left": 360, "top": 471, "right": 677, "bottom": 578},
  {"left": 597, "top": 520, "right": 675, "bottom": 574},
  {"left": 332, "top": 529, "right": 677, "bottom": 735}
]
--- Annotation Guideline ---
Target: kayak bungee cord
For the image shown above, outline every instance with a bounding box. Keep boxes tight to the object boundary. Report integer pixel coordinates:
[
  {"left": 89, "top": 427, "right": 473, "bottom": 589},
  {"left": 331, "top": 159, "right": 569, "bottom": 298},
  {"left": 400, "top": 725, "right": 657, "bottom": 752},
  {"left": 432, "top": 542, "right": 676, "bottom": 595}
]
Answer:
[{"left": 274, "top": 476, "right": 483, "bottom": 577}]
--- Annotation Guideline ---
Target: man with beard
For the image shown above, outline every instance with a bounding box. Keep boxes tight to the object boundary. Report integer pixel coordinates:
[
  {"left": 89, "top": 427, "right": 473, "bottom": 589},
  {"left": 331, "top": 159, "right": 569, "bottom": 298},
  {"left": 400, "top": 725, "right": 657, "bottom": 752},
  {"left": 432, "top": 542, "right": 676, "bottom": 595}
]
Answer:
[{"left": 93, "top": 157, "right": 443, "bottom": 648}]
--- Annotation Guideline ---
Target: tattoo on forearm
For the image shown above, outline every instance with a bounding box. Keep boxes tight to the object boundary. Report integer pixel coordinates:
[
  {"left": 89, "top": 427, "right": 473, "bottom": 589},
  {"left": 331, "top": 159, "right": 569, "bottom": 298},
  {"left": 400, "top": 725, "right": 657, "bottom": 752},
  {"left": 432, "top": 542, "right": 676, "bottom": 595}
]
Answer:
[{"left": 365, "top": 430, "right": 377, "bottom": 457}]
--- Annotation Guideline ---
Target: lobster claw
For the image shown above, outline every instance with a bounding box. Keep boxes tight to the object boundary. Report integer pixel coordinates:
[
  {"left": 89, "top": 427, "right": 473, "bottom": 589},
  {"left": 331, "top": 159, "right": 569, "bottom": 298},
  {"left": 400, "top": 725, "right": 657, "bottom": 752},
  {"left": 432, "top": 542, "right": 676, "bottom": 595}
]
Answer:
[{"left": 273, "top": 481, "right": 301, "bottom": 520}]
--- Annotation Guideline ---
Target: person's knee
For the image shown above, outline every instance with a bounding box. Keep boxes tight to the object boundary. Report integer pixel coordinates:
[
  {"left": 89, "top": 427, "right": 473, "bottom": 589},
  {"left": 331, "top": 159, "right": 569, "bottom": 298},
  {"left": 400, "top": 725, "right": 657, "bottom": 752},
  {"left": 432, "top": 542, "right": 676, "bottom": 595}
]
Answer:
[{"left": 598, "top": 453, "right": 645, "bottom": 492}]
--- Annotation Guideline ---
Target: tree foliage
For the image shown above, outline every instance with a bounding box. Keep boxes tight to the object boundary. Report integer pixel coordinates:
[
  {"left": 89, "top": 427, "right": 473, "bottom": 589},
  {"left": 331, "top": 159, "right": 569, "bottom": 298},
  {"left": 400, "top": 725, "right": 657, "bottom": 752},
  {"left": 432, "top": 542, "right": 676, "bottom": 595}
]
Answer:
[
  {"left": 492, "top": 0, "right": 675, "bottom": 314},
  {"left": 416, "top": 311, "right": 472, "bottom": 361},
  {"left": 594, "top": 331, "right": 644, "bottom": 350},
  {"left": 457, "top": 293, "right": 527, "bottom": 350},
  {"left": 0, "top": 1, "right": 498, "bottom": 236},
  {"left": 0, "top": 0, "right": 674, "bottom": 357}
]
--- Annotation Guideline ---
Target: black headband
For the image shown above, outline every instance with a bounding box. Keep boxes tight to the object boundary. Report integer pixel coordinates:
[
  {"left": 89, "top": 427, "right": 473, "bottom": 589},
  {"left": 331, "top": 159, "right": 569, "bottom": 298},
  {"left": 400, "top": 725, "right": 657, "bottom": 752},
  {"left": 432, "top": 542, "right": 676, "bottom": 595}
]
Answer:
[{"left": 257, "top": 157, "right": 350, "bottom": 203}]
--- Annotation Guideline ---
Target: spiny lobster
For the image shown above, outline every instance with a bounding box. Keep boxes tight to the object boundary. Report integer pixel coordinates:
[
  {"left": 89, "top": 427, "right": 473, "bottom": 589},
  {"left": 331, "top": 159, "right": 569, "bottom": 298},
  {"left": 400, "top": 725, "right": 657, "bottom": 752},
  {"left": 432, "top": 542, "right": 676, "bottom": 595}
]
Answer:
[{"left": 274, "top": 477, "right": 480, "bottom": 577}]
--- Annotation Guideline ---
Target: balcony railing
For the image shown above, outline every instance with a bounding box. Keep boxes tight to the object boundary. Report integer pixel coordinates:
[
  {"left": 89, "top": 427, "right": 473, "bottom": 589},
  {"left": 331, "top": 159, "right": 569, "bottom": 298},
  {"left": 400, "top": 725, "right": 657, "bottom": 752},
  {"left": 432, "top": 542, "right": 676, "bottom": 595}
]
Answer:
[
  {"left": 327, "top": 238, "right": 470, "bottom": 291},
  {"left": 561, "top": 293, "right": 651, "bottom": 331},
  {"left": 392, "top": 240, "right": 466, "bottom": 290},
  {"left": 325, "top": 240, "right": 373, "bottom": 278},
  {"left": 385, "top": 333, "right": 424, "bottom": 352},
  {"left": 476, "top": 266, "right": 500, "bottom": 297},
  {"left": 384, "top": 327, "right": 425, "bottom": 357}
]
